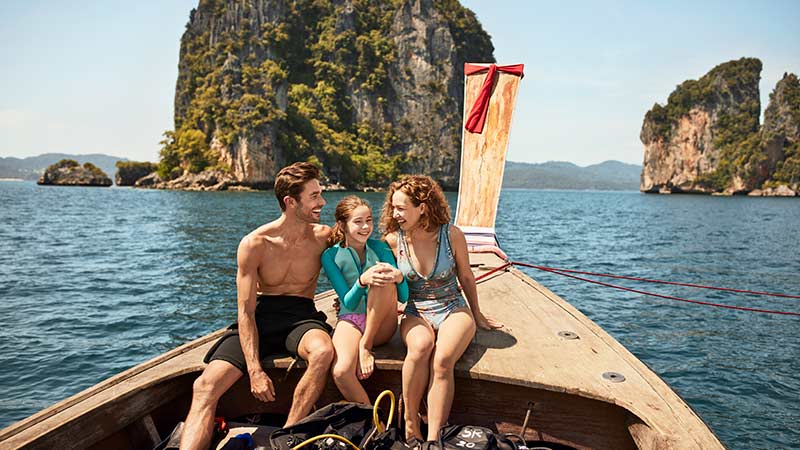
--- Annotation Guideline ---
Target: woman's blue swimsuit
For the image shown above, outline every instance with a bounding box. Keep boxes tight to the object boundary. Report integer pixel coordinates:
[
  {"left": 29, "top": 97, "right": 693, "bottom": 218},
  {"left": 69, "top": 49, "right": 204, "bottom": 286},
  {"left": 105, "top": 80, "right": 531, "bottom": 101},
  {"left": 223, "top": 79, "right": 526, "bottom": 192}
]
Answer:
[{"left": 398, "top": 225, "right": 467, "bottom": 330}]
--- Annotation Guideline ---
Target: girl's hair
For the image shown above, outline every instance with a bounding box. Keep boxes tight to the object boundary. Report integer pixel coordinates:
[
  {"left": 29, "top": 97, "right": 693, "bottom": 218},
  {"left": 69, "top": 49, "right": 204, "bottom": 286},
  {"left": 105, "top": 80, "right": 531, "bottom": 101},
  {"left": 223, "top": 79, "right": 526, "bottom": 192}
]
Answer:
[
  {"left": 380, "top": 175, "right": 450, "bottom": 235},
  {"left": 328, "top": 195, "right": 371, "bottom": 247}
]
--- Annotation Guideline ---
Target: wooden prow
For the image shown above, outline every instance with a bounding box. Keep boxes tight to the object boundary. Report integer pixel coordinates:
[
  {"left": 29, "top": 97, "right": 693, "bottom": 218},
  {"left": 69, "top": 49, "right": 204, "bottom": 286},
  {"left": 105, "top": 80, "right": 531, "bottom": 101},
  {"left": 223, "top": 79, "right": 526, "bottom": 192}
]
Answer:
[{"left": 454, "top": 63, "right": 523, "bottom": 256}]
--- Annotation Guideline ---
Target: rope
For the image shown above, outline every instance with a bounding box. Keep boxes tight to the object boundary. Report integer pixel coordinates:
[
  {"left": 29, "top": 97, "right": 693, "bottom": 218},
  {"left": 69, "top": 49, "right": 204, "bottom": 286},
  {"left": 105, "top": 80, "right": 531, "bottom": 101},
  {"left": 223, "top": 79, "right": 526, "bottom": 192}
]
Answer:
[
  {"left": 474, "top": 262, "right": 512, "bottom": 282},
  {"left": 471, "top": 260, "right": 800, "bottom": 316},
  {"left": 514, "top": 264, "right": 800, "bottom": 299}
]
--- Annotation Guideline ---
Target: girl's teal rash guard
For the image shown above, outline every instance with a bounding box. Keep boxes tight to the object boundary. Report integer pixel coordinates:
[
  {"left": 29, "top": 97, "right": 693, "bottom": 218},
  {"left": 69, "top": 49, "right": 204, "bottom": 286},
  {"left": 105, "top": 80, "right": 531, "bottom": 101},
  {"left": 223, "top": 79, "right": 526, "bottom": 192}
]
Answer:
[{"left": 321, "top": 238, "right": 409, "bottom": 315}]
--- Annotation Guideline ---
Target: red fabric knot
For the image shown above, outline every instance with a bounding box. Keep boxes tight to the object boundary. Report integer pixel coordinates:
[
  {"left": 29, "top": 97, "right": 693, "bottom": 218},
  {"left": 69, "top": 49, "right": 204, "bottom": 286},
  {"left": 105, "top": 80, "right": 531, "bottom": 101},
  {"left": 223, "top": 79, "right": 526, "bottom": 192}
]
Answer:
[{"left": 463, "top": 63, "right": 524, "bottom": 134}]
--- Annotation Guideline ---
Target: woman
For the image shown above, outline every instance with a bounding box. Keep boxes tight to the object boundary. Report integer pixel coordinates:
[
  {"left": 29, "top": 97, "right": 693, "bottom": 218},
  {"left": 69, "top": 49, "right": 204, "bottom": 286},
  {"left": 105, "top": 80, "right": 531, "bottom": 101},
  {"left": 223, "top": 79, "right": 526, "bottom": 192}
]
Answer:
[
  {"left": 322, "top": 195, "right": 408, "bottom": 404},
  {"left": 380, "top": 176, "right": 502, "bottom": 444}
]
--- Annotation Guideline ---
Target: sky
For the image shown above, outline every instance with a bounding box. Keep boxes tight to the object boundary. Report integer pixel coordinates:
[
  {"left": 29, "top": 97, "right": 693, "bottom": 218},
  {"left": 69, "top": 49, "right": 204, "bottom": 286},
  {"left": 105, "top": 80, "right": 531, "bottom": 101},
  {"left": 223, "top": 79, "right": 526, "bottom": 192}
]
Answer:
[{"left": 1, "top": 1, "right": 798, "bottom": 166}]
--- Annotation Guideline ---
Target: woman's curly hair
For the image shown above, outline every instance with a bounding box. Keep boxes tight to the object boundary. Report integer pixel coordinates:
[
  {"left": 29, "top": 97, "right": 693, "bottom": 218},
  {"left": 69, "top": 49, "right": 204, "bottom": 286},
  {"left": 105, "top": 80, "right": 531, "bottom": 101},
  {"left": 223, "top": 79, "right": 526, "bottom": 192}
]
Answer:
[{"left": 380, "top": 175, "right": 451, "bottom": 235}]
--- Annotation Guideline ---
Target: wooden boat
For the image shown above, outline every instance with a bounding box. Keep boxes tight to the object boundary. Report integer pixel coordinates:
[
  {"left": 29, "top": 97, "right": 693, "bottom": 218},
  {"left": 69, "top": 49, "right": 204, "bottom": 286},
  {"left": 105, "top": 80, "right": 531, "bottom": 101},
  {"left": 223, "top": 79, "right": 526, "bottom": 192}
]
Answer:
[{"left": 0, "top": 65, "right": 724, "bottom": 450}]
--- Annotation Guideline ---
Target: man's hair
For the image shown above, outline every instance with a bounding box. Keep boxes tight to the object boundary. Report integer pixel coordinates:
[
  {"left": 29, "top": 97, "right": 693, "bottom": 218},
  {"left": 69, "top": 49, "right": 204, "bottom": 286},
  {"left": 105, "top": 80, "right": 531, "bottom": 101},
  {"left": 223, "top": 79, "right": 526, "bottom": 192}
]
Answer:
[{"left": 274, "top": 162, "right": 321, "bottom": 211}]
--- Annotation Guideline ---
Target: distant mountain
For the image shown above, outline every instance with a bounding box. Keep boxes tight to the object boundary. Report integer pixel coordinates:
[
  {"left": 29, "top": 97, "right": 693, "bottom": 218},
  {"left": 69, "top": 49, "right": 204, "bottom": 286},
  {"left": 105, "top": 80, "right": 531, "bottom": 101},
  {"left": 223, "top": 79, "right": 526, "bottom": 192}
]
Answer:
[
  {"left": 503, "top": 160, "right": 641, "bottom": 190},
  {"left": 0, "top": 153, "right": 127, "bottom": 184},
  {"left": 0, "top": 154, "right": 641, "bottom": 191}
]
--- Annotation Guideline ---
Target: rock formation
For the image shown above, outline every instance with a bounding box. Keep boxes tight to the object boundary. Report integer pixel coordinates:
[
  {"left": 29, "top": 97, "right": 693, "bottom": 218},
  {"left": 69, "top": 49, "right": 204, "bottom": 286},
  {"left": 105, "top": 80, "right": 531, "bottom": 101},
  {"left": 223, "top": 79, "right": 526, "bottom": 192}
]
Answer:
[
  {"left": 759, "top": 73, "right": 800, "bottom": 192},
  {"left": 640, "top": 58, "right": 799, "bottom": 196},
  {"left": 37, "top": 159, "right": 112, "bottom": 187},
  {"left": 115, "top": 161, "right": 158, "bottom": 186},
  {"left": 161, "top": 0, "right": 494, "bottom": 190}
]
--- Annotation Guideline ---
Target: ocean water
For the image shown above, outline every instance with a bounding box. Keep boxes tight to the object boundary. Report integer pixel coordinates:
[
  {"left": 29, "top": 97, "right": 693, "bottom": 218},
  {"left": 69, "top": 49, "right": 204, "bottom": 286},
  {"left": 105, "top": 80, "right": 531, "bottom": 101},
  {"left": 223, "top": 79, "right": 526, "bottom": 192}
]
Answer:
[{"left": 0, "top": 181, "right": 798, "bottom": 448}]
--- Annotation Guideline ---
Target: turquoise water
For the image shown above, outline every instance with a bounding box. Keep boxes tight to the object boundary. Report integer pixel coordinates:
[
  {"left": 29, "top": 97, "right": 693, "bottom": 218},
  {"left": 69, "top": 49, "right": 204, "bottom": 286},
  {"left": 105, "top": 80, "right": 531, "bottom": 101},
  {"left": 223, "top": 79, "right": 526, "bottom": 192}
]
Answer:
[{"left": 1, "top": 181, "right": 798, "bottom": 448}]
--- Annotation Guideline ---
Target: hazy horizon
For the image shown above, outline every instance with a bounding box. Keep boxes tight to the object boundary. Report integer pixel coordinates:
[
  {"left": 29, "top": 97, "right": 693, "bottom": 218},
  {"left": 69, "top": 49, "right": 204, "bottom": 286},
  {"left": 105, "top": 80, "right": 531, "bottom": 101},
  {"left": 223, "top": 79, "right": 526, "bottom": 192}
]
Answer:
[{"left": 0, "top": 152, "right": 643, "bottom": 169}]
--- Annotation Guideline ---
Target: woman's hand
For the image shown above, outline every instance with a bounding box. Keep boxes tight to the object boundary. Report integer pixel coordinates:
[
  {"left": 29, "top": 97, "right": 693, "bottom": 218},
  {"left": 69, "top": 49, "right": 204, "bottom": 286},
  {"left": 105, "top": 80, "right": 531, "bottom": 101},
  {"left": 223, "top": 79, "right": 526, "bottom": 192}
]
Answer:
[
  {"left": 360, "top": 263, "right": 396, "bottom": 287},
  {"left": 474, "top": 311, "right": 504, "bottom": 330}
]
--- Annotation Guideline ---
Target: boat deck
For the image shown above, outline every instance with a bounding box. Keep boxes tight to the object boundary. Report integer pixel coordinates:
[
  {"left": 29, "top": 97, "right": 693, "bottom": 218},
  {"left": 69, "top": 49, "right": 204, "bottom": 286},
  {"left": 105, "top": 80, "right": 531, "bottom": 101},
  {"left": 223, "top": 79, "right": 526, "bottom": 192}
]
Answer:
[{"left": 0, "top": 252, "right": 722, "bottom": 450}]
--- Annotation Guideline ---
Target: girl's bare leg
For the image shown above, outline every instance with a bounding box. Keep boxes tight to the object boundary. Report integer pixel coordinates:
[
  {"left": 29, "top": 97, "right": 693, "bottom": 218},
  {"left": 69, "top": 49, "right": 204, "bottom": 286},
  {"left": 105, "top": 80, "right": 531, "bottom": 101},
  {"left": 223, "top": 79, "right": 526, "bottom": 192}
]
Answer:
[
  {"left": 359, "top": 284, "right": 399, "bottom": 379},
  {"left": 331, "top": 321, "right": 370, "bottom": 404}
]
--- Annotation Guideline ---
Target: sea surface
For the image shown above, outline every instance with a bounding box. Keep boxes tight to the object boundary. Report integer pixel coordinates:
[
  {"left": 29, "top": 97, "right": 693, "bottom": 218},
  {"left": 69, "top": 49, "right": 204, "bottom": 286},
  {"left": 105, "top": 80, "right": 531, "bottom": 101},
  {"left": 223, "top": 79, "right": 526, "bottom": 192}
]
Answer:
[{"left": 1, "top": 181, "right": 798, "bottom": 448}]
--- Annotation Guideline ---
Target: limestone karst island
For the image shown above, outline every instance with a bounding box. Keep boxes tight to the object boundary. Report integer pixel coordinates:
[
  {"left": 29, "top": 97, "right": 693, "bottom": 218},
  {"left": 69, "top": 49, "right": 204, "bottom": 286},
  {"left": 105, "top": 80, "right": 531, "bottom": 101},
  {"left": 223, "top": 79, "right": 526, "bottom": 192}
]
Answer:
[
  {"left": 130, "top": 0, "right": 493, "bottom": 192},
  {"left": 641, "top": 58, "right": 799, "bottom": 196}
]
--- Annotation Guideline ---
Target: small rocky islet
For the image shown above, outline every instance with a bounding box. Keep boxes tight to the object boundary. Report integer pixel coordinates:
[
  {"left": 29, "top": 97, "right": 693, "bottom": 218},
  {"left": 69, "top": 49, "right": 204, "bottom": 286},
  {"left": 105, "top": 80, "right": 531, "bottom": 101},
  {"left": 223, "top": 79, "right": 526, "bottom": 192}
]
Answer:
[{"left": 37, "top": 159, "right": 112, "bottom": 187}]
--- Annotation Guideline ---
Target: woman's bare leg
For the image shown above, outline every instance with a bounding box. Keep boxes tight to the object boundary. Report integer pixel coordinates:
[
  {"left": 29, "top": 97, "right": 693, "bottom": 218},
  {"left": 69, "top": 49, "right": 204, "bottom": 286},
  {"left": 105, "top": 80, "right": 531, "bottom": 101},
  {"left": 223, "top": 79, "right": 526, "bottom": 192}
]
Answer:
[
  {"left": 331, "top": 321, "right": 371, "bottom": 404},
  {"left": 425, "top": 309, "right": 475, "bottom": 441},
  {"left": 359, "top": 284, "right": 399, "bottom": 379},
  {"left": 400, "top": 314, "right": 435, "bottom": 441}
]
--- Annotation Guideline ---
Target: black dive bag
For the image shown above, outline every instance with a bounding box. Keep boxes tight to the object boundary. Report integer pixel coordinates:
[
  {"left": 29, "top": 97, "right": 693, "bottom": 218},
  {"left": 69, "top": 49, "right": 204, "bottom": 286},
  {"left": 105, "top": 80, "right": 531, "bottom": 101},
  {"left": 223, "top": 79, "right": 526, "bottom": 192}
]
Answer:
[{"left": 269, "top": 402, "right": 377, "bottom": 450}]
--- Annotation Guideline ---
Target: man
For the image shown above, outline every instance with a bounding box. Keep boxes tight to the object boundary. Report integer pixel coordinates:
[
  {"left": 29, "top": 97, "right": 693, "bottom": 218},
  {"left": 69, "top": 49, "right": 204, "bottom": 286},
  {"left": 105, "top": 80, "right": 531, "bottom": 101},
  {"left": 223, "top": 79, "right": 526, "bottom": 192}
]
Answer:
[{"left": 180, "top": 162, "right": 334, "bottom": 450}]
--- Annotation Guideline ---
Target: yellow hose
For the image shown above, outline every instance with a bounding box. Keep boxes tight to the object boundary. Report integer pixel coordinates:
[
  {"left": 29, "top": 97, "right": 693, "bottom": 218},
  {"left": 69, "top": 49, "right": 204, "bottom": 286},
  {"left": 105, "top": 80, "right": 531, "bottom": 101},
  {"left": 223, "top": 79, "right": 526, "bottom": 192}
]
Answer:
[
  {"left": 372, "top": 390, "right": 396, "bottom": 433},
  {"left": 291, "top": 391, "right": 396, "bottom": 450}
]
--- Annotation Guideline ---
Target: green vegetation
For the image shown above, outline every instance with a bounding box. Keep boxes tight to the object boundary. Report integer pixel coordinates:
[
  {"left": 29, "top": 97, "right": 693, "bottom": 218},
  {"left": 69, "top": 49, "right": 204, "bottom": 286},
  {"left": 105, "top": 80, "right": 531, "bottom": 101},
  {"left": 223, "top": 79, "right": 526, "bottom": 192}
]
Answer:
[
  {"left": 116, "top": 161, "right": 158, "bottom": 172},
  {"left": 82, "top": 162, "right": 107, "bottom": 177},
  {"left": 47, "top": 159, "right": 107, "bottom": 177},
  {"left": 54, "top": 159, "right": 80, "bottom": 169},
  {"left": 433, "top": 0, "right": 495, "bottom": 66},
  {"left": 770, "top": 141, "right": 800, "bottom": 186},
  {"left": 161, "top": 0, "right": 489, "bottom": 187},
  {"left": 769, "top": 74, "right": 800, "bottom": 186},
  {"left": 645, "top": 58, "right": 761, "bottom": 141}
]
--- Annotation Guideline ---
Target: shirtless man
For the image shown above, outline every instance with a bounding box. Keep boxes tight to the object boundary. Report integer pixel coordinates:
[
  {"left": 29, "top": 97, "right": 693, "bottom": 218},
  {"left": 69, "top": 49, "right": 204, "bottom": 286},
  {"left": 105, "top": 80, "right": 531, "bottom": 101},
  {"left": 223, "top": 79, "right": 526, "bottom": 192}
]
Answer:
[{"left": 180, "top": 162, "right": 334, "bottom": 450}]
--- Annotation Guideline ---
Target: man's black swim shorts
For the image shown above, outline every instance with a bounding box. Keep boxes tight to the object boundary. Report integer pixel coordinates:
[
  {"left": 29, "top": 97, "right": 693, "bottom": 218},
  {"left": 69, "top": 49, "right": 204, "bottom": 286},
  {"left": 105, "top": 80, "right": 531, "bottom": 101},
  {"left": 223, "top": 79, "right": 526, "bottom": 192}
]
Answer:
[{"left": 203, "top": 295, "right": 332, "bottom": 373}]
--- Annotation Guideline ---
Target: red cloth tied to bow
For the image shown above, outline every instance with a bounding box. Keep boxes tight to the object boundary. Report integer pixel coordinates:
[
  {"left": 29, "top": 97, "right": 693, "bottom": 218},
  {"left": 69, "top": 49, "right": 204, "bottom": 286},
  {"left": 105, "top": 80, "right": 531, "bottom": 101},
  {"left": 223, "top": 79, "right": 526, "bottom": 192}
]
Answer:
[{"left": 464, "top": 63, "right": 524, "bottom": 134}]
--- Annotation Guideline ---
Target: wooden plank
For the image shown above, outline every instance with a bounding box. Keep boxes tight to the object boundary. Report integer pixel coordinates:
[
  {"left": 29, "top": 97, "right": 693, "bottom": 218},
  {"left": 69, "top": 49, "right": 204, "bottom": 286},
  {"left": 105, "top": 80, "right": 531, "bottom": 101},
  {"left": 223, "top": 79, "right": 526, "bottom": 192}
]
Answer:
[
  {"left": 124, "top": 414, "right": 161, "bottom": 450},
  {"left": 2, "top": 375, "right": 191, "bottom": 450},
  {"left": 455, "top": 65, "right": 522, "bottom": 230}
]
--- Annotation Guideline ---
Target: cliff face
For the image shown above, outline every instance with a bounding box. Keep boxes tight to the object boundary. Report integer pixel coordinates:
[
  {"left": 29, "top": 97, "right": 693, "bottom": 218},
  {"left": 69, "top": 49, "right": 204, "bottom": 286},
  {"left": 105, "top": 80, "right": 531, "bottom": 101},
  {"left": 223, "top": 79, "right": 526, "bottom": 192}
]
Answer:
[
  {"left": 640, "top": 58, "right": 762, "bottom": 194},
  {"left": 640, "top": 108, "right": 717, "bottom": 193},
  {"left": 640, "top": 58, "right": 800, "bottom": 195},
  {"left": 167, "top": 0, "right": 494, "bottom": 189},
  {"left": 760, "top": 73, "right": 800, "bottom": 190}
]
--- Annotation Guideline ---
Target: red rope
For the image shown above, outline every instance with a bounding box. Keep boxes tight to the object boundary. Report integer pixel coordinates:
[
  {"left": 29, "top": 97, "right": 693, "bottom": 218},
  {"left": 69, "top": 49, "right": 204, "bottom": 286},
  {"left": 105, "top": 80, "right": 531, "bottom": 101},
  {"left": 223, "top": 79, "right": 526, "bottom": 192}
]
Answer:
[
  {"left": 510, "top": 261, "right": 800, "bottom": 317},
  {"left": 513, "top": 263, "right": 800, "bottom": 299},
  {"left": 471, "top": 260, "right": 799, "bottom": 316},
  {"left": 474, "top": 262, "right": 512, "bottom": 282}
]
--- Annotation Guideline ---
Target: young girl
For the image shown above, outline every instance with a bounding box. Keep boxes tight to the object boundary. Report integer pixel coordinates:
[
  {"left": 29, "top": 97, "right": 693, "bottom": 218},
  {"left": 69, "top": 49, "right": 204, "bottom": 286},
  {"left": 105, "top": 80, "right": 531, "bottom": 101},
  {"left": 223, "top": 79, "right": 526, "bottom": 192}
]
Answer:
[{"left": 322, "top": 195, "right": 408, "bottom": 404}]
